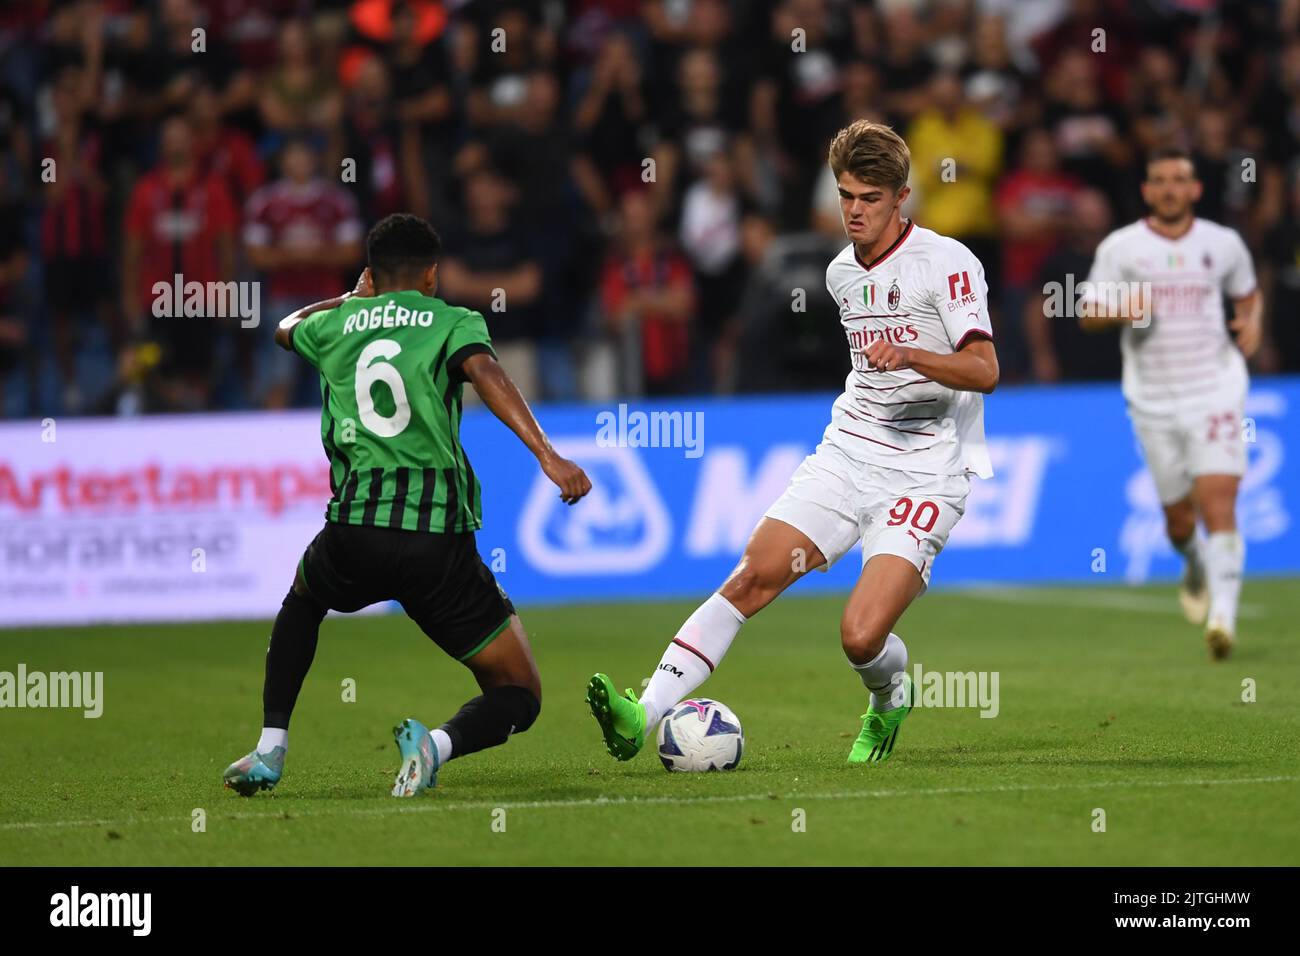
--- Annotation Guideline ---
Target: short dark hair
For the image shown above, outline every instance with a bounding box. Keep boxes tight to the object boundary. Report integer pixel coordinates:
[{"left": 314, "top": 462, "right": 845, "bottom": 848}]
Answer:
[
  {"left": 1146, "top": 146, "right": 1196, "bottom": 176},
  {"left": 366, "top": 213, "right": 442, "bottom": 283}
]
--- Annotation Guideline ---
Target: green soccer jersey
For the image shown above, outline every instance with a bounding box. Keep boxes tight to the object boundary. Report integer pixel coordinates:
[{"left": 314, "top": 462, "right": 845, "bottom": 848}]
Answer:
[{"left": 289, "top": 290, "right": 495, "bottom": 533}]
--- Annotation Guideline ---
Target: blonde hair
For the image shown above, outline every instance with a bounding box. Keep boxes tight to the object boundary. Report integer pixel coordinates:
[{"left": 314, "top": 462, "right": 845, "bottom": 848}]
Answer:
[{"left": 828, "top": 120, "right": 910, "bottom": 193}]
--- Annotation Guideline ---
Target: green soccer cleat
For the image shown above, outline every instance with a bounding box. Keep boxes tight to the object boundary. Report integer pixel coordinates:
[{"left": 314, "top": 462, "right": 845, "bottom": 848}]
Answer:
[
  {"left": 586, "top": 673, "right": 647, "bottom": 761},
  {"left": 222, "top": 746, "right": 285, "bottom": 796},
  {"left": 392, "top": 717, "right": 439, "bottom": 797},
  {"left": 848, "top": 675, "right": 914, "bottom": 765}
]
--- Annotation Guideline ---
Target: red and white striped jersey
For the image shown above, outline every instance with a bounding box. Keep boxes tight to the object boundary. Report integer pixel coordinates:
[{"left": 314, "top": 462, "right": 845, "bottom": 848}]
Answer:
[
  {"left": 1085, "top": 217, "right": 1256, "bottom": 418},
  {"left": 821, "top": 221, "right": 994, "bottom": 478}
]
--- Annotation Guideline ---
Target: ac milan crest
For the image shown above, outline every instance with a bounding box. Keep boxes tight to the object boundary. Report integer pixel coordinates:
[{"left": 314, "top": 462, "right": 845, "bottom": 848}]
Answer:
[{"left": 887, "top": 279, "right": 901, "bottom": 310}]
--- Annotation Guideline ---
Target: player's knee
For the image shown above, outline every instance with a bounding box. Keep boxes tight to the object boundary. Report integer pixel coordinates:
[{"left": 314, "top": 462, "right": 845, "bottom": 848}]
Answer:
[
  {"left": 1199, "top": 494, "right": 1236, "bottom": 531},
  {"left": 1164, "top": 505, "right": 1196, "bottom": 543},
  {"left": 283, "top": 585, "right": 326, "bottom": 621},
  {"left": 488, "top": 685, "right": 540, "bottom": 735},
  {"left": 840, "top": 616, "right": 888, "bottom": 665},
  {"left": 722, "top": 561, "right": 782, "bottom": 609}
]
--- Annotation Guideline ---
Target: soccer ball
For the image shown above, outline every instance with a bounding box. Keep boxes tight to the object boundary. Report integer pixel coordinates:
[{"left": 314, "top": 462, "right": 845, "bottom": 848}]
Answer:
[{"left": 657, "top": 698, "right": 744, "bottom": 772}]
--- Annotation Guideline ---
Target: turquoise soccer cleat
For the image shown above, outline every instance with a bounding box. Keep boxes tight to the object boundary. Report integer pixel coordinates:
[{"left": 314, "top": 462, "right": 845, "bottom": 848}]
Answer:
[
  {"left": 222, "top": 746, "right": 286, "bottom": 796},
  {"left": 392, "top": 717, "right": 440, "bottom": 797}
]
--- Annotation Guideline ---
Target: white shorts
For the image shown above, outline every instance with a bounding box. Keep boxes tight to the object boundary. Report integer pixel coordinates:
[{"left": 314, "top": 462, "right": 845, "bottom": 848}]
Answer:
[
  {"left": 1132, "top": 401, "right": 1247, "bottom": 505},
  {"left": 763, "top": 441, "right": 970, "bottom": 589}
]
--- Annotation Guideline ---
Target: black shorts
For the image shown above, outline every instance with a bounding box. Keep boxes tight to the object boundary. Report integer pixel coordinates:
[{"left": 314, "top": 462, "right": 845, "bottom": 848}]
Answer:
[{"left": 297, "top": 522, "right": 515, "bottom": 661}]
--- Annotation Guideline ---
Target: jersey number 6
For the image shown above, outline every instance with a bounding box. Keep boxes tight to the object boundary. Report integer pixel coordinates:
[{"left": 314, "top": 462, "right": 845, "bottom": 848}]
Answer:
[{"left": 356, "top": 339, "right": 412, "bottom": 437}]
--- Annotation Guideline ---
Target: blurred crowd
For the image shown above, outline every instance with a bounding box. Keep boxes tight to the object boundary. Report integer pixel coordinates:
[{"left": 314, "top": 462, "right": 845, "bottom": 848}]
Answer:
[{"left": 2, "top": 0, "right": 1300, "bottom": 416}]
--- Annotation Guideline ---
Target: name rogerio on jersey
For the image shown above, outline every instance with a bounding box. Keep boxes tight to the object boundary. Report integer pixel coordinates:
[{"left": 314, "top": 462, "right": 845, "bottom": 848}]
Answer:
[{"left": 342, "top": 300, "right": 437, "bottom": 334}]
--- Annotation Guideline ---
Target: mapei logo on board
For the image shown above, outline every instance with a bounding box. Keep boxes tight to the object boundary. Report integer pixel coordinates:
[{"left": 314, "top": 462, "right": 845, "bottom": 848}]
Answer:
[
  {"left": 517, "top": 440, "right": 671, "bottom": 575},
  {"left": 949, "top": 436, "right": 1057, "bottom": 548}
]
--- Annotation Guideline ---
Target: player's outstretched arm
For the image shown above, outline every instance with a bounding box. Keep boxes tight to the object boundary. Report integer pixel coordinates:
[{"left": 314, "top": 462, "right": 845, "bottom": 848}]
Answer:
[
  {"left": 273, "top": 268, "right": 374, "bottom": 351},
  {"left": 461, "top": 352, "right": 592, "bottom": 505},
  {"left": 1078, "top": 283, "right": 1147, "bottom": 332},
  {"left": 863, "top": 336, "right": 1000, "bottom": 394}
]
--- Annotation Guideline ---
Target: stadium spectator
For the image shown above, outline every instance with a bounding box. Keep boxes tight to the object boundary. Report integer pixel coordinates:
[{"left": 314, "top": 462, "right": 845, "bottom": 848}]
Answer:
[
  {"left": 600, "top": 189, "right": 696, "bottom": 395},
  {"left": 0, "top": 165, "right": 28, "bottom": 407},
  {"left": 1024, "top": 189, "right": 1123, "bottom": 383},
  {"left": 1262, "top": 162, "right": 1300, "bottom": 374},
  {"left": 1040, "top": 49, "right": 1130, "bottom": 203},
  {"left": 375, "top": 0, "right": 456, "bottom": 224},
  {"left": 995, "top": 127, "right": 1082, "bottom": 377},
  {"left": 439, "top": 166, "right": 547, "bottom": 397},
  {"left": 906, "top": 71, "right": 1003, "bottom": 274},
  {"left": 754, "top": 0, "right": 853, "bottom": 226},
  {"left": 337, "top": 55, "right": 407, "bottom": 224},
  {"left": 1191, "top": 106, "right": 1253, "bottom": 230},
  {"left": 572, "top": 30, "right": 649, "bottom": 218},
  {"left": 134, "top": 0, "right": 257, "bottom": 125},
  {"left": 678, "top": 149, "right": 746, "bottom": 390},
  {"left": 961, "top": 13, "right": 1029, "bottom": 133},
  {"left": 41, "top": 65, "right": 116, "bottom": 413},
  {"left": 121, "top": 114, "right": 238, "bottom": 411},
  {"left": 190, "top": 78, "right": 265, "bottom": 214},
  {"left": 258, "top": 18, "right": 342, "bottom": 154},
  {"left": 650, "top": 46, "right": 755, "bottom": 227},
  {"left": 874, "top": 5, "right": 936, "bottom": 125},
  {"left": 733, "top": 216, "right": 842, "bottom": 394},
  {"left": 465, "top": 3, "right": 554, "bottom": 131},
  {"left": 456, "top": 67, "right": 594, "bottom": 399},
  {"left": 244, "top": 138, "right": 363, "bottom": 408}
]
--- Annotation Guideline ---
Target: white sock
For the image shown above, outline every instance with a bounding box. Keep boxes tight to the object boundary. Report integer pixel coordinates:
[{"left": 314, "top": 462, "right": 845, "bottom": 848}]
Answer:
[
  {"left": 1204, "top": 531, "right": 1244, "bottom": 629},
  {"left": 849, "top": 633, "right": 910, "bottom": 713},
  {"left": 1172, "top": 533, "right": 1204, "bottom": 580},
  {"left": 429, "top": 728, "right": 453, "bottom": 766},
  {"left": 641, "top": 593, "right": 746, "bottom": 730},
  {"left": 257, "top": 727, "right": 288, "bottom": 753}
]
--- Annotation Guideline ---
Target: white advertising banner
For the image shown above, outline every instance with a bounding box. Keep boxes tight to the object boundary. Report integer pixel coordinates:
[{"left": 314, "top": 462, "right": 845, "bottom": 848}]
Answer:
[{"left": 0, "top": 411, "right": 333, "bottom": 627}]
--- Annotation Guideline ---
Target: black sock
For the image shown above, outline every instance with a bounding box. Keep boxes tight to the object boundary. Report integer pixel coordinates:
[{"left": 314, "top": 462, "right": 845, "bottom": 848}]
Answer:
[
  {"left": 440, "top": 686, "right": 540, "bottom": 759},
  {"left": 262, "top": 588, "right": 327, "bottom": 729}
]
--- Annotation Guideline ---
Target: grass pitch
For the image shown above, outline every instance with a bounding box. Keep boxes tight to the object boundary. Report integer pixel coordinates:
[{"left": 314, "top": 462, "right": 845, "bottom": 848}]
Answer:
[{"left": 2, "top": 579, "right": 1298, "bottom": 866}]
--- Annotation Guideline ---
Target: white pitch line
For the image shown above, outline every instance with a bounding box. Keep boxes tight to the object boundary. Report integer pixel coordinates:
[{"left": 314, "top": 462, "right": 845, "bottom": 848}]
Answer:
[
  {"left": 2, "top": 774, "right": 1296, "bottom": 833},
  {"left": 956, "top": 586, "right": 1265, "bottom": 619}
]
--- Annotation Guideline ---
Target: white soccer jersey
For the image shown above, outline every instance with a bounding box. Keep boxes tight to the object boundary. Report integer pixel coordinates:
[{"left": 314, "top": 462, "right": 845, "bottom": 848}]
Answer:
[
  {"left": 1085, "top": 218, "right": 1256, "bottom": 418},
  {"left": 821, "top": 221, "right": 995, "bottom": 478}
]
